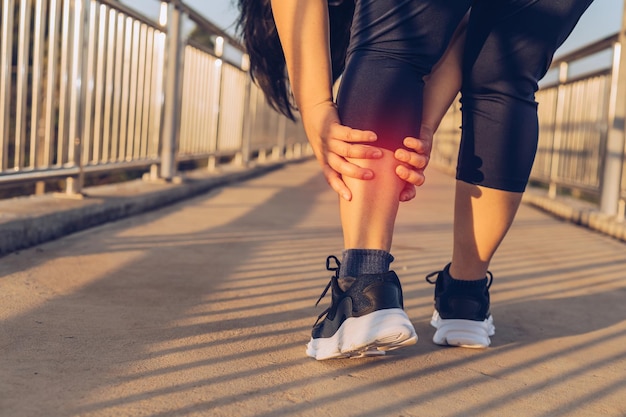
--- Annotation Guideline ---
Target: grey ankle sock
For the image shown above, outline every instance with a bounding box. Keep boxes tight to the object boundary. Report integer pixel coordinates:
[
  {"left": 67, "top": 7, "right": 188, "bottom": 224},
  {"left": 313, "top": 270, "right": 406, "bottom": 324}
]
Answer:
[{"left": 339, "top": 249, "right": 394, "bottom": 278}]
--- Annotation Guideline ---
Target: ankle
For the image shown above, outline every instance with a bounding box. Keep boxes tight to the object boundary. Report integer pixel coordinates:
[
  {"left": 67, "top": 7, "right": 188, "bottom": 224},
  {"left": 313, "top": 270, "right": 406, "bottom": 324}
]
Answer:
[
  {"left": 444, "top": 264, "right": 489, "bottom": 287},
  {"left": 340, "top": 249, "right": 394, "bottom": 278},
  {"left": 449, "top": 261, "right": 489, "bottom": 281}
]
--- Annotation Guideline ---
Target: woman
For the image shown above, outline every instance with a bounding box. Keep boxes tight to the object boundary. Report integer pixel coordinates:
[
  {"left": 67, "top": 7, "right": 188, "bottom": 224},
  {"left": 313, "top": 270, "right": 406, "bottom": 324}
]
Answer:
[{"left": 238, "top": 0, "right": 593, "bottom": 360}]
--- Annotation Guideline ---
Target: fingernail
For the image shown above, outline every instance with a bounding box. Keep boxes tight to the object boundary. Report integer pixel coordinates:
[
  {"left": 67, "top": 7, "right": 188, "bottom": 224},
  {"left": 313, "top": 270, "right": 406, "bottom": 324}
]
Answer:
[
  {"left": 369, "top": 134, "right": 377, "bottom": 141},
  {"left": 363, "top": 172, "right": 374, "bottom": 180},
  {"left": 372, "top": 150, "right": 382, "bottom": 158},
  {"left": 343, "top": 193, "right": 351, "bottom": 201}
]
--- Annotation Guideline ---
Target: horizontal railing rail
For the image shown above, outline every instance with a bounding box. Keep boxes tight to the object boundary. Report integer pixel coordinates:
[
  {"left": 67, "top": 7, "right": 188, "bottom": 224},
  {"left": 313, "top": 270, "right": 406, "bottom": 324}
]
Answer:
[{"left": 0, "top": 0, "right": 308, "bottom": 197}]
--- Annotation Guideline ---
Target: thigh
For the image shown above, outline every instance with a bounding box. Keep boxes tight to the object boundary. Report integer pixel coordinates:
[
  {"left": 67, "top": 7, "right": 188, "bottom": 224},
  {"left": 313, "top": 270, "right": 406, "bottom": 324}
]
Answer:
[
  {"left": 464, "top": 0, "right": 595, "bottom": 97},
  {"left": 337, "top": 0, "right": 470, "bottom": 151},
  {"left": 457, "top": 0, "right": 594, "bottom": 192}
]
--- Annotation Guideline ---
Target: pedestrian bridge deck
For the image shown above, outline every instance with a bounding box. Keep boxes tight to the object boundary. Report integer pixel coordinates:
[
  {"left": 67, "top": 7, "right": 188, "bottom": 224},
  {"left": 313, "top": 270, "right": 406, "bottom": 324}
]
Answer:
[{"left": 1, "top": 159, "right": 625, "bottom": 417}]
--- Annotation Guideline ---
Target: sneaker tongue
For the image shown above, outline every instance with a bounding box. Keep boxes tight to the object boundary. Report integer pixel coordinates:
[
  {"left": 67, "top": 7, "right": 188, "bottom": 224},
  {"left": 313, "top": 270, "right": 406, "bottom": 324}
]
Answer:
[{"left": 337, "top": 276, "right": 356, "bottom": 292}]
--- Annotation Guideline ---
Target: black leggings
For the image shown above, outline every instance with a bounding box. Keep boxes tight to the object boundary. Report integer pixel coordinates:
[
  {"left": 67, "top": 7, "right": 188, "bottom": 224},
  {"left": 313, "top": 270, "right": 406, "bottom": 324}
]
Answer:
[{"left": 336, "top": 0, "right": 594, "bottom": 192}]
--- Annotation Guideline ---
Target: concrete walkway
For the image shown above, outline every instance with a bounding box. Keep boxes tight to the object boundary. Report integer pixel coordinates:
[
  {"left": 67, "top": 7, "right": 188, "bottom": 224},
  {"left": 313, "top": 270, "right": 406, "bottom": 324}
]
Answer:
[{"left": 1, "top": 159, "right": 625, "bottom": 417}]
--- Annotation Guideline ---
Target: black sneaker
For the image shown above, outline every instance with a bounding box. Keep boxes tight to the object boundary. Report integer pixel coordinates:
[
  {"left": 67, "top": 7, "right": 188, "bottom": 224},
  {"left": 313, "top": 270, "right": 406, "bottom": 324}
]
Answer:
[
  {"left": 425, "top": 263, "right": 495, "bottom": 348},
  {"left": 306, "top": 256, "right": 417, "bottom": 360}
]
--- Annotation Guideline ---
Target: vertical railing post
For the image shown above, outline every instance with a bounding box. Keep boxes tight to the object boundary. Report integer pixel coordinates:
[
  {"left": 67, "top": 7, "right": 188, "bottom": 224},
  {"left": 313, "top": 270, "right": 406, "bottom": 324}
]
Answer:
[
  {"left": 208, "top": 36, "right": 224, "bottom": 172},
  {"left": 15, "top": 0, "right": 32, "bottom": 170},
  {"left": 240, "top": 53, "right": 254, "bottom": 167},
  {"left": 160, "top": 2, "right": 183, "bottom": 181},
  {"left": 273, "top": 115, "right": 286, "bottom": 160},
  {"left": 62, "top": 0, "right": 87, "bottom": 198},
  {"left": 0, "top": 0, "right": 15, "bottom": 171},
  {"left": 600, "top": 9, "right": 626, "bottom": 216},
  {"left": 548, "top": 62, "right": 569, "bottom": 199},
  {"left": 31, "top": 0, "right": 49, "bottom": 171},
  {"left": 207, "top": 56, "right": 223, "bottom": 172}
]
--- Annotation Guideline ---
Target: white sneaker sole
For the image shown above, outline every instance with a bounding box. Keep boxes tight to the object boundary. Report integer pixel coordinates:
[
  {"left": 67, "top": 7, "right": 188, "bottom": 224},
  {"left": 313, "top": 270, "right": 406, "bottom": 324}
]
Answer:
[
  {"left": 430, "top": 310, "right": 495, "bottom": 348},
  {"left": 306, "top": 308, "right": 418, "bottom": 360}
]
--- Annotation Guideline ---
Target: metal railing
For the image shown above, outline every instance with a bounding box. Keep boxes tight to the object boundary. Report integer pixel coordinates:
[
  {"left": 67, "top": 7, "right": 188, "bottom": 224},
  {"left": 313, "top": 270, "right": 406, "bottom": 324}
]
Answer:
[
  {"left": 0, "top": 0, "right": 308, "bottom": 197},
  {"left": 431, "top": 33, "right": 626, "bottom": 219}
]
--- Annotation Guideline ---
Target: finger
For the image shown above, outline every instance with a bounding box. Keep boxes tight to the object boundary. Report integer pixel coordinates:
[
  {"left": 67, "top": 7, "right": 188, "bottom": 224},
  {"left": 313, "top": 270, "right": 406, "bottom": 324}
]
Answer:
[
  {"left": 399, "top": 182, "right": 417, "bottom": 202},
  {"left": 328, "top": 140, "right": 383, "bottom": 159},
  {"left": 330, "top": 123, "right": 378, "bottom": 143},
  {"left": 327, "top": 152, "right": 375, "bottom": 180},
  {"left": 396, "top": 164, "right": 426, "bottom": 187},
  {"left": 323, "top": 165, "right": 352, "bottom": 201},
  {"left": 402, "top": 136, "right": 431, "bottom": 154},
  {"left": 394, "top": 148, "right": 430, "bottom": 170}
]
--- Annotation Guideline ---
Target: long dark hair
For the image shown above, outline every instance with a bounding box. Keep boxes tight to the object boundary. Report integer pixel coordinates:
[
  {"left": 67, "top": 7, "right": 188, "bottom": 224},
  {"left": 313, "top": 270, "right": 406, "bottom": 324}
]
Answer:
[{"left": 237, "top": 0, "right": 355, "bottom": 120}]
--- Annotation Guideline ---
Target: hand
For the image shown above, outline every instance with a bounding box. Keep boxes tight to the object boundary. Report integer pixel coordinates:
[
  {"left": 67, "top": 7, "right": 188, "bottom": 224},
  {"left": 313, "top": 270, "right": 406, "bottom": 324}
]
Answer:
[
  {"left": 301, "top": 101, "right": 383, "bottom": 201},
  {"left": 394, "top": 127, "right": 434, "bottom": 201}
]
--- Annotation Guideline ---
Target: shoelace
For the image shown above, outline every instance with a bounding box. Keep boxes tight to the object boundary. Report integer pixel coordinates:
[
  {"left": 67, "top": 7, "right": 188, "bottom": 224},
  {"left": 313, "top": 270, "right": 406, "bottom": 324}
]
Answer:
[
  {"left": 425, "top": 267, "right": 493, "bottom": 288},
  {"left": 312, "top": 255, "right": 341, "bottom": 326}
]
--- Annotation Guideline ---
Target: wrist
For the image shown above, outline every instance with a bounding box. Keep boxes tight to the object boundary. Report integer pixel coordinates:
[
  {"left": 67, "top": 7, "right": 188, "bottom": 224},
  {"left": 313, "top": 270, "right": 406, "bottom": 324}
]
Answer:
[
  {"left": 298, "top": 97, "right": 336, "bottom": 117},
  {"left": 419, "top": 124, "right": 435, "bottom": 140}
]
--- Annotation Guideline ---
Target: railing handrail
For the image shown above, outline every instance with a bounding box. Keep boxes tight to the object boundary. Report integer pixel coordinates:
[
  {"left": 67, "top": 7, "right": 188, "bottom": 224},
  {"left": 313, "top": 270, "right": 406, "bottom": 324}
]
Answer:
[
  {"left": 552, "top": 34, "right": 619, "bottom": 67},
  {"left": 99, "top": 0, "right": 166, "bottom": 30},
  {"left": 166, "top": 0, "right": 244, "bottom": 51}
]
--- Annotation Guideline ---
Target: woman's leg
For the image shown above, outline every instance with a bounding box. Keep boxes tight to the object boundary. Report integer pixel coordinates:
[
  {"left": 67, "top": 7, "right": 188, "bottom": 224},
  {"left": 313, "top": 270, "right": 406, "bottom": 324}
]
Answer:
[
  {"left": 306, "top": 0, "right": 470, "bottom": 359},
  {"left": 339, "top": 51, "right": 428, "bottom": 253},
  {"left": 428, "top": 0, "right": 594, "bottom": 349},
  {"left": 452, "top": 0, "right": 595, "bottom": 280},
  {"left": 450, "top": 183, "right": 523, "bottom": 280},
  {"left": 337, "top": 0, "right": 470, "bottom": 258}
]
